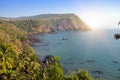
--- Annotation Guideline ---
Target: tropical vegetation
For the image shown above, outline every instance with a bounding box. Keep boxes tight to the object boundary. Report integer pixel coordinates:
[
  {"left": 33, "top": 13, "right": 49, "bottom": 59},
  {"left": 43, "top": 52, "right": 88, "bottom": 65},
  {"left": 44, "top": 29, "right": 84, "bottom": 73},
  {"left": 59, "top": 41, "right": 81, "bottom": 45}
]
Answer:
[{"left": 0, "top": 14, "right": 99, "bottom": 80}]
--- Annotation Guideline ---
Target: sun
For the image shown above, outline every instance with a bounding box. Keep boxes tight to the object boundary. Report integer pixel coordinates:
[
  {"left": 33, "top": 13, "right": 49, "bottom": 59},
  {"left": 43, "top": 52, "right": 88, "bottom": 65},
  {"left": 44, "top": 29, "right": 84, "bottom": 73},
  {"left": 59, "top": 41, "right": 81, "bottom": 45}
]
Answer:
[
  {"left": 85, "top": 15, "right": 102, "bottom": 29},
  {"left": 80, "top": 12, "right": 102, "bottom": 29},
  {"left": 86, "top": 16, "right": 100, "bottom": 29}
]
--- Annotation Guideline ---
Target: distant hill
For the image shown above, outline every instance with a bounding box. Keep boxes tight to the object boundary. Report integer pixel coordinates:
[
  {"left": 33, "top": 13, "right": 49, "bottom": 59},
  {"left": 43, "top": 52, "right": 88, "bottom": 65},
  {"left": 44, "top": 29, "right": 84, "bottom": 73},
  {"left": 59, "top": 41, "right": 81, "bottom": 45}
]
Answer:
[{"left": 0, "top": 14, "right": 91, "bottom": 34}]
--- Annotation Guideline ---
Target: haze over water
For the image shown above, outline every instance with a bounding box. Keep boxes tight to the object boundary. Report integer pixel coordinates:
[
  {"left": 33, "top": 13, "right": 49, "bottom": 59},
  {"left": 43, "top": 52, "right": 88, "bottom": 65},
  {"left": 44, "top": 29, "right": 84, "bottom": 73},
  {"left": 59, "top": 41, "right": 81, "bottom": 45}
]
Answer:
[{"left": 32, "top": 29, "right": 120, "bottom": 80}]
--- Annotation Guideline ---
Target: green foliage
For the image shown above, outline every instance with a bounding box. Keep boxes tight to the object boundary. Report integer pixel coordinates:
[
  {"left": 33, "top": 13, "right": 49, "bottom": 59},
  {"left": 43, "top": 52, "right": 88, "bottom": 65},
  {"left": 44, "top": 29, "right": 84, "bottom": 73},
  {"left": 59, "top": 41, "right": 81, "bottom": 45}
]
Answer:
[
  {"left": 0, "top": 19, "right": 95, "bottom": 80},
  {"left": 0, "top": 20, "right": 26, "bottom": 42},
  {"left": 0, "top": 43, "right": 16, "bottom": 74},
  {"left": 63, "top": 70, "right": 93, "bottom": 80},
  {"left": 77, "top": 70, "right": 93, "bottom": 80},
  {"left": 8, "top": 14, "right": 90, "bottom": 34},
  {"left": 45, "top": 56, "right": 64, "bottom": 80}
]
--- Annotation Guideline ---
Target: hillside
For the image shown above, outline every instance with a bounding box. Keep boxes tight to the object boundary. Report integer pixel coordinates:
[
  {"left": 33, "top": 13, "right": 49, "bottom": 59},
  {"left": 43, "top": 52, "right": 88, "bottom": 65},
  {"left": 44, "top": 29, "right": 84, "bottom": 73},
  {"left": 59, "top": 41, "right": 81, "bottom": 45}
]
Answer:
[
  {"left": 1, "top": 14, "right": 91, "bottom": 34},
  {"left": 0, "top": 19, "right": 95, "bottom": 80}
]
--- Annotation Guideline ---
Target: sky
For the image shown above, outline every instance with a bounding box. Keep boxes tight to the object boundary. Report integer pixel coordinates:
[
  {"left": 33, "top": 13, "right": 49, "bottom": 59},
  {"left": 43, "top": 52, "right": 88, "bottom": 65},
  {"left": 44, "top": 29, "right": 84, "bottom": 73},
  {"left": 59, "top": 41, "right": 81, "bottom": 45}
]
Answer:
[{"left": 0, "top": 0, "right": 120, "bottom": 29}]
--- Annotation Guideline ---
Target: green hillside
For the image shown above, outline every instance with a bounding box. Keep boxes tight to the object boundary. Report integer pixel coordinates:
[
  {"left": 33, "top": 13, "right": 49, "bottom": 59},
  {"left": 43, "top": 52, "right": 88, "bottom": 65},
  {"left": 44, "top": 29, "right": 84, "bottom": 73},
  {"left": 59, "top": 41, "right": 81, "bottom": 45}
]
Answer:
[
  {"left": 0, "top": 15, "right": 97, "bottom": 80},
  {"left": 2, "top": 14, "right": 91, "bottom": 34}
]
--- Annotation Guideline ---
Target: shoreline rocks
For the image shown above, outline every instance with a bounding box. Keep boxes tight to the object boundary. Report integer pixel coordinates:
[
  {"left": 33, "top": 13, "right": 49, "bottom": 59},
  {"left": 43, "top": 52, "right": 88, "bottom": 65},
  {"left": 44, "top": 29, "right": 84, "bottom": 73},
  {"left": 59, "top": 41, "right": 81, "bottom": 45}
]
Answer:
[
  {"left": 91, "top": 70, "right": 104, "bottom": 74},
  {"left": 27, "top": 34, "right": 43, "bottom": 45},
  {"left": 62, "top": 38, "right": 68, "bottom": 40},
  {"left": 86, "top": 60, "right": 95, "bottom": 63},
  {"left": 113, "top": 61, "right": 119, "bottom": 64}
]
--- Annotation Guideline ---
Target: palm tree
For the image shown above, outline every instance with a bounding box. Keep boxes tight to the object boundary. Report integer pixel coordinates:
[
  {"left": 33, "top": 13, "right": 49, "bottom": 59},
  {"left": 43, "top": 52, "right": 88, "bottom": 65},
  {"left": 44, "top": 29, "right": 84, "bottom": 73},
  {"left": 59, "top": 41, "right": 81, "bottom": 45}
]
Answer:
[{"left": 0, "top": 43, "right": 15, "bottom": 73}]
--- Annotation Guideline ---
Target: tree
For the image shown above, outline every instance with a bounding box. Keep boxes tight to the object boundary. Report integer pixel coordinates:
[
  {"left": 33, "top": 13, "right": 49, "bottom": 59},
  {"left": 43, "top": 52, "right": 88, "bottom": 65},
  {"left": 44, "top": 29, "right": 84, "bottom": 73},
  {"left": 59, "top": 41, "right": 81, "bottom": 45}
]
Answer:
[
  {"left": 44, "top": 56, "right": 64, "bottom": 80},
  {"left": 0, "top": 43, "right": 16, "bottom": 73},
  {"left": 77, "top": 70, "right": 93, "bottom": 80},
  {"left": 0, "top": 43, "right": 18, "bottom": 80}
]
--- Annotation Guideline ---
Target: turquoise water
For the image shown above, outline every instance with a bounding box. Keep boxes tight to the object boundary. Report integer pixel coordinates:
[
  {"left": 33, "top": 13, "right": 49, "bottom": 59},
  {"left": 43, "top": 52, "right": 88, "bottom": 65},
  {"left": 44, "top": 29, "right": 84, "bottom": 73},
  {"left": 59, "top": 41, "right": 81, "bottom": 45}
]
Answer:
[{"left": 32, "top": 29, "right": 120, "bottom": 80}]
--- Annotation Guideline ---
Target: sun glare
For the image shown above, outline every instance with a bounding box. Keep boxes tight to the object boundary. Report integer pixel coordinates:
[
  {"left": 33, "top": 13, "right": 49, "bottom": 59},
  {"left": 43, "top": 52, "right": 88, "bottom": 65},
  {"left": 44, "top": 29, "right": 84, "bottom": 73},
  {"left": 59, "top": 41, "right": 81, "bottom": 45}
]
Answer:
[
  {"left": 85, "top": 16, "right": 101, "bottom": 29},
  {"left": 81, "top": 12, "right": 103, "bottom": 29},
  {"left": 87, "top": 18, "right": 99, "bottom": 29}
]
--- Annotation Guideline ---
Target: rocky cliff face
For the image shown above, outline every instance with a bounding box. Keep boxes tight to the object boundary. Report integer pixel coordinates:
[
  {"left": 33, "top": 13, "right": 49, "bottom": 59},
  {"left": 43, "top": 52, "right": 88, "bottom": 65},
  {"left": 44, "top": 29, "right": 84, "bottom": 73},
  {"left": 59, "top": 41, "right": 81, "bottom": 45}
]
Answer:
[{"left": 1, "top": 14, "right": 91, "bottom": 34}]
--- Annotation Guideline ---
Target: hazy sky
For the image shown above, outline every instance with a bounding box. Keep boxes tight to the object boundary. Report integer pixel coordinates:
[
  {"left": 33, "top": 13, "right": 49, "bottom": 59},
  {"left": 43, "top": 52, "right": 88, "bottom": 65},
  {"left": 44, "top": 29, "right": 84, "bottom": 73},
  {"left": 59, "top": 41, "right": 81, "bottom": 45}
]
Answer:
[{"left": 0, "top": 0, "right": 120, "bottom": 28}]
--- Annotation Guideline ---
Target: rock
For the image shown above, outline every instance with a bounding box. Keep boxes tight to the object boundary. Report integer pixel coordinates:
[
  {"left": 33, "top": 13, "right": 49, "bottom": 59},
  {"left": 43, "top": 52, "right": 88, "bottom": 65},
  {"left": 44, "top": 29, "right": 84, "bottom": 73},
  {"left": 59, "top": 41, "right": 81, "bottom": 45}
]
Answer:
[
  {"left": 86, "top": 60, "right": 95, "bottom": 63},
  {"left": 91, "top": 70, "right": 104, "bottom": 74},
  {"left": 81, "top": 62, "right": 84, "bottom": 64},
  {"left": 118, "top": 69, "right": 120, "bottom": 71},
  {"left": 113, "top": 61, "right": 119, "bottom": 64},
  {"left": 58, "top": 42, "right": 61, "bottom": 45},
  {"left": 62, "top": 38, "right": 68, "bottom": 40},
  {"left": 97, "top": 70, "right": 104, "bottom": 74},
  {"left": 118, "top": 76, "right": 120, "bottom": 79},
  {"left": 27, "top": 34, "right": 42, "bottom": 43},
  {"left": 70, "top": 62, "right": 74, "bottom": 64},
  {"left": 43, "top": 55, "right": 54, "bottom": 65},
  {"left": 41, "top": 42, "right": 49, "bottom": 46},
  {"left": 114, "top": 34, "right": 120, "bottom": 40}
]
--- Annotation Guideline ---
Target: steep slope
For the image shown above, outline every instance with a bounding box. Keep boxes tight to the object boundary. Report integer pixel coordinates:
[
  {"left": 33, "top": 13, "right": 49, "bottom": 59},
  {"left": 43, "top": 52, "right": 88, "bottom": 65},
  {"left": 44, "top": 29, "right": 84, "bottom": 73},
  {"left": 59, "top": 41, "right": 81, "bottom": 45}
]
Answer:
[
  {"left": 2, "top": 14, "right": 91, "bottom": 34},
  {"left": 0, "top": 20, "right": 94, "bottom": 80}
]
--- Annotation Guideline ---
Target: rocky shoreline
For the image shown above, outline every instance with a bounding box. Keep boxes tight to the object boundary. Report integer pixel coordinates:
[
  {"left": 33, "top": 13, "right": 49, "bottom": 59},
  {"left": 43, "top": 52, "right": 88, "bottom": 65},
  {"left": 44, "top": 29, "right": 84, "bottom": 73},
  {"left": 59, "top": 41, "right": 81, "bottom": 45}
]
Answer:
[{"left": 26, "top": 34, "right": 42, "bottom": 46}]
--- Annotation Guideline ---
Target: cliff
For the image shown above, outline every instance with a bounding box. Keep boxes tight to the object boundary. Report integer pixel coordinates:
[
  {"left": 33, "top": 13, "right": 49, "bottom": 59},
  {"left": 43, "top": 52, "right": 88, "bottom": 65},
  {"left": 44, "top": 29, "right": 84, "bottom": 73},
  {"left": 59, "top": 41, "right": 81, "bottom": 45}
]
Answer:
[{"left": 1, "top": 14, "right": 91, "bottom": 34}]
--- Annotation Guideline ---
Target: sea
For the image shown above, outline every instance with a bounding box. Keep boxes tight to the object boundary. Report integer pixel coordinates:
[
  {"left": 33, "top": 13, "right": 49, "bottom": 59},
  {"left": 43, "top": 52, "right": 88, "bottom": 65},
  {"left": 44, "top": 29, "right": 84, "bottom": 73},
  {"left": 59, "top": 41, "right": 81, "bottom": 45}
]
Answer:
[{"left": 32, "top": 29, "right": 120, "bottom": 80}]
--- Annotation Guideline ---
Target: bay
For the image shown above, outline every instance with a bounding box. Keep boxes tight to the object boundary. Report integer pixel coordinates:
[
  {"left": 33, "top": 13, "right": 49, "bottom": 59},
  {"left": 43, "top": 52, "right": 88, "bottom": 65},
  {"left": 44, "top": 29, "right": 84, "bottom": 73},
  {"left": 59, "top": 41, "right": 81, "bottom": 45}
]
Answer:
[{"left": 32, "top": 29, "right": 120, "bottom": 80}]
